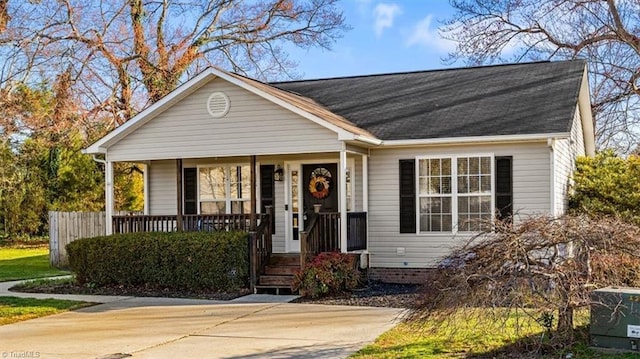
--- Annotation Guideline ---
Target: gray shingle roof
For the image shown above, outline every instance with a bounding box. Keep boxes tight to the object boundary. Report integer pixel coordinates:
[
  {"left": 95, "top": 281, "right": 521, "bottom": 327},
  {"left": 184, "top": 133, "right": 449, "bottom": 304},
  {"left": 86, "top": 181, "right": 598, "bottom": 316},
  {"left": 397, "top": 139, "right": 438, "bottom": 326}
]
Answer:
[{"left": 272, "top": 60, "right": 586, "bottom": 141}]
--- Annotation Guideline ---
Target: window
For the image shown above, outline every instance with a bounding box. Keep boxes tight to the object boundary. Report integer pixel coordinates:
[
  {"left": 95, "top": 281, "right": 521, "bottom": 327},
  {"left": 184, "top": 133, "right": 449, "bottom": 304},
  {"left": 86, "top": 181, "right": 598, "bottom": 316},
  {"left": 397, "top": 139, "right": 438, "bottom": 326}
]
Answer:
[
  {"left": 417, "top": 155, "right": 493, "bottom": 233},
  {"left": 199, "top": 165, "right": 251, "bottom": 214}
]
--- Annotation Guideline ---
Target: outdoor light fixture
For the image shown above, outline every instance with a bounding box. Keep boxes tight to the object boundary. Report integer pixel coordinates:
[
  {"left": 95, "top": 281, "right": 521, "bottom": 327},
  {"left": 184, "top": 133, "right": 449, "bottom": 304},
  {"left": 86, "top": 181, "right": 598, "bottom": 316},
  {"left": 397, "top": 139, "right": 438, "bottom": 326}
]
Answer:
[{"left": 274, "top": 165, "right": 284, "bottom": 181}]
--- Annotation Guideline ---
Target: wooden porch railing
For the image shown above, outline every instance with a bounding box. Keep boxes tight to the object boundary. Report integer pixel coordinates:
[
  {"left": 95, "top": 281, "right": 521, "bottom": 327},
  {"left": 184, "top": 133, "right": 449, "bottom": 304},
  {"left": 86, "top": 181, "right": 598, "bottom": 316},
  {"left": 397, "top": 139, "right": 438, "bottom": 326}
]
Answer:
[
  {"left": 347, "top": 212, "right": 367, "bottom": 251},
  {"left": 249, "top": 208, "right": 273, "bottom": 293},
  {"left": 299, "top": 211, "right": 367, "bottom": 267},
  {"left": 112, "top": 213, "right": 257, "bottom": 234}
]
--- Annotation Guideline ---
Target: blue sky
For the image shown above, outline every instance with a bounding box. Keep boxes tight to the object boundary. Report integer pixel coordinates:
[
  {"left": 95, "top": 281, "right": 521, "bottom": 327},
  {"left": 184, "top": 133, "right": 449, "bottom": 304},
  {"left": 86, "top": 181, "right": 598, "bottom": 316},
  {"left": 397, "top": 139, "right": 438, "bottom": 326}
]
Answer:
[{"left": 290, "top": 0, "right": 458, "bottom": 79}]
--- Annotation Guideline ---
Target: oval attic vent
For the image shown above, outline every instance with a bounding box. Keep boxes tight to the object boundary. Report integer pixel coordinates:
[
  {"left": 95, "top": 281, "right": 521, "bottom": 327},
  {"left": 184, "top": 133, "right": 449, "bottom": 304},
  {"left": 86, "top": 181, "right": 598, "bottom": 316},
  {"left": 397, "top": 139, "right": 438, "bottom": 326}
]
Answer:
[{"left": 207, "top": 92, "right": 230, "bottom": 118}]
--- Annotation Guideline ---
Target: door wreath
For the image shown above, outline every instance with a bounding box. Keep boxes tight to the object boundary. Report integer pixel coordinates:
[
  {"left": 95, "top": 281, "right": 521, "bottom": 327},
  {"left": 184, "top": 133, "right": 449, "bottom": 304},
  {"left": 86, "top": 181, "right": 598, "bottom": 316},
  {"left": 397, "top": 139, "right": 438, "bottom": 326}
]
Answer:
[{"left": 308, "top": 167, "right": 332, "bottom": 200}]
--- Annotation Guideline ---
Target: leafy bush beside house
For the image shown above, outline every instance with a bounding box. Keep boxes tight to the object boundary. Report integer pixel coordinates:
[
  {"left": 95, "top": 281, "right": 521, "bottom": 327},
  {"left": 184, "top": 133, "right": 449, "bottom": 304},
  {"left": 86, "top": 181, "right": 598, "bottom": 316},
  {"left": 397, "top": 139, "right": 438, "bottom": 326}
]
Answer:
[
  {"left": 67, "top": 231, "right": 248, "bottom": 291},
  {"left": 570, "top": 151, "right": 640, "bottom": 224},
  {"left": 292, "top": 252, "right": 360, "bottom": 298}
]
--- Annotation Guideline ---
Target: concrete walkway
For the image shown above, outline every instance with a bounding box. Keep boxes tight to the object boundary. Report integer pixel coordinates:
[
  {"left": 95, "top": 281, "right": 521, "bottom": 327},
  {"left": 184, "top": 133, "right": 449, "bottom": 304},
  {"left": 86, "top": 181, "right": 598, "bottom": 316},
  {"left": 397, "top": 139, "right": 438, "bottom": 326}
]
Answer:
[{"left": 0, "top": 280, "right": 404, "bottom": 359}]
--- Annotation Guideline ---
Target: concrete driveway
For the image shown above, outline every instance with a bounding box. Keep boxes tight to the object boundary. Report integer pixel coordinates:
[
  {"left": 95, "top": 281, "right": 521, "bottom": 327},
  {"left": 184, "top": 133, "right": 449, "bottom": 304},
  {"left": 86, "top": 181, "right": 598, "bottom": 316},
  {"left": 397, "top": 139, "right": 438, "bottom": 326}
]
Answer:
[{"left": 0, "top": 295, "right": 403, "bottom": 359}]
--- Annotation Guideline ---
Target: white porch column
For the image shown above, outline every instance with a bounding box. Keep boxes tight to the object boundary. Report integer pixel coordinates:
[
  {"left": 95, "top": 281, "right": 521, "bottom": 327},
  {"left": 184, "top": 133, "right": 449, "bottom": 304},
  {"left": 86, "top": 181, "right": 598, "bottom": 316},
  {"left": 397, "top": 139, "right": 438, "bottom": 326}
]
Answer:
[
  {"left": 143, "top": 163, "right": 149, "bottom": 215},
  {"left": 362, "top": 154, "right": 369, "bottom": 251},
  {"left": 340, "top": 145, "right": 348, "bottom": 253},
  {"left": 105, "top": 159, "right": 114, "bottom": 235},
  {"left": 362, "top": 154, "right": 368, "bottom": 212}
]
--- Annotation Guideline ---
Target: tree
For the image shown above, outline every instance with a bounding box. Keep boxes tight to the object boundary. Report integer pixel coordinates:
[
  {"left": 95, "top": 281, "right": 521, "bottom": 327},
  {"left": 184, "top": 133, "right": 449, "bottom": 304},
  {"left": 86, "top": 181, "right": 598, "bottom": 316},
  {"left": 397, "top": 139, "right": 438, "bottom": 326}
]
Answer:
[
  {"left": 442, "top": 0, "right": 640, "bottom": 151},
  {"left": 414, "top": 215, "right": 640, "bottom": 353},
  {"left": 0, "top": 0, "right": 348, "bottom": 129}
]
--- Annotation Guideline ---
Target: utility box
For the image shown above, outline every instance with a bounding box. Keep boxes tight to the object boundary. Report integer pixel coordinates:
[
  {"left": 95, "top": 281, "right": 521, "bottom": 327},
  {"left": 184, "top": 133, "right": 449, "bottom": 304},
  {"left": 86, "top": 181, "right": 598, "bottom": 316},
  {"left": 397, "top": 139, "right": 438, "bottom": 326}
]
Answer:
[{"left": 591, "top": 287, "right": 640, "bottom": 352}]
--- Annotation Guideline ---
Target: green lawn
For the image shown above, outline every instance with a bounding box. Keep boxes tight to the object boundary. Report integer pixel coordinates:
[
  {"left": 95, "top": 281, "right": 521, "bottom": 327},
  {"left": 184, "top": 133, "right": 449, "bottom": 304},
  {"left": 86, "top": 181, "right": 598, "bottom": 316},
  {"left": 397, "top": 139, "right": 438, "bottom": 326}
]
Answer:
[
  {"left": 0, "top": 296, "right": 89, "bottom": 325},
  {"left": 353, "top": 310, "right": 638, "bottom": 359},
  {"left": 0, "top": 247, "right": 69, "bottom": 282}
]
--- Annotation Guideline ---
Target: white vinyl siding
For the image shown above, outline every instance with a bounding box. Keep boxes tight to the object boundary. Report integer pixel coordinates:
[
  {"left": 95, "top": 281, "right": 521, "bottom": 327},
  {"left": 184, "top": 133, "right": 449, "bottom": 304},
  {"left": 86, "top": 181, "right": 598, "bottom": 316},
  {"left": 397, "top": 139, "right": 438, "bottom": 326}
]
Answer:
[
  {"left": 368, "top": 143, "right": 551, "bottom": 268},
  {"left": 148, "top": 160, "right": 177, "bottom": 215},
  {"left": 107, "top": 78, "right": 343, "bottom": 162},
  {"left": 554, "top": 105, "right": 586, "bottom": 215}
]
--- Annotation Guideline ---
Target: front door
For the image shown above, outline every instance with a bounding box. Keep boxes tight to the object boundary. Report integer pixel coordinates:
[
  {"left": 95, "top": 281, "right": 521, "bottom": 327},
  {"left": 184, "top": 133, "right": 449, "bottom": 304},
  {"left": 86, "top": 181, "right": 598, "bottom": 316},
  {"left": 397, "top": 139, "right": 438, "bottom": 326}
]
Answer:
[
  {"left": 302, "top": 163, "right": 338, "bottom": 214},
  {"left": 285, "top": 162, "right": 338, "bottom": 253}
]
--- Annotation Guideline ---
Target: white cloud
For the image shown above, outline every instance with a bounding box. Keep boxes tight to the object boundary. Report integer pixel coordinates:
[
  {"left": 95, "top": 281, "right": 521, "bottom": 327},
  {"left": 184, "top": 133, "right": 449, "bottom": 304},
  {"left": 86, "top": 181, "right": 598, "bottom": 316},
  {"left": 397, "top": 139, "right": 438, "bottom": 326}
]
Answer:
[
  {"left": 406, "top": 15, "right": 457, "bottom": 53},
  {"left": 373, "top": 3, "right": 402, "bottom": 37}
]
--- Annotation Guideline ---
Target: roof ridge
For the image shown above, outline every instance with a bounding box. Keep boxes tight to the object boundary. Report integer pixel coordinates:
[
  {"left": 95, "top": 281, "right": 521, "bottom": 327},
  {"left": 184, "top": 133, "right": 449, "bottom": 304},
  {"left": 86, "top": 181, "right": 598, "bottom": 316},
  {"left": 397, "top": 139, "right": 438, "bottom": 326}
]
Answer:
[{"left": 270, "top": 59, "right": 585, "bottom": 84}]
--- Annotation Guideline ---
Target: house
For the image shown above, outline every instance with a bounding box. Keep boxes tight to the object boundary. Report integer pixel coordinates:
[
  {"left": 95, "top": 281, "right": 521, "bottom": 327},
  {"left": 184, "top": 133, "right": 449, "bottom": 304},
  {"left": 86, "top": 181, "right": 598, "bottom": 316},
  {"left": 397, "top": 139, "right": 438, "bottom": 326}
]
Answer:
[{"left": 84, "top": 60, "right": 595, "bottom": 287}]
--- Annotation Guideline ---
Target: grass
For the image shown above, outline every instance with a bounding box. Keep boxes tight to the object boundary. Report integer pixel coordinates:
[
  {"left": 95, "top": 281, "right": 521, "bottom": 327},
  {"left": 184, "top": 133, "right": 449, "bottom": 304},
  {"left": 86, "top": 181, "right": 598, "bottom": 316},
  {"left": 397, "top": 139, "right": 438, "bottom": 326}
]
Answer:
[
  {"left": 352, "top": 309, "right": 639, "bottom": 358},
  {"left": 0, "top": 296, "right": 90, "bottom": 325},
  {"left": 0, "top": 247, "right": 69, "bottom": 282}
]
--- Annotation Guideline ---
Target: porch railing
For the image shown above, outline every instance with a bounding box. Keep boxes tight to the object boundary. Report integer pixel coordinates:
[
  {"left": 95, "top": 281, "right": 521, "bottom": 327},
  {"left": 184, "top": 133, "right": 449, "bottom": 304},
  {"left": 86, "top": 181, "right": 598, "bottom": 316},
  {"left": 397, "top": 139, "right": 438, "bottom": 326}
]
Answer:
[
  {"left": 249, "top": 209, "right": 273, "bottom": 293},
  {"left": 347, "top": 212, "right": 367, "bottom": 251},
  {"left": 112, "top": 213, "right": 258, "bottom": 234},
  {"left": 299, "top": 211, "right": 367, "bottom": 267}
]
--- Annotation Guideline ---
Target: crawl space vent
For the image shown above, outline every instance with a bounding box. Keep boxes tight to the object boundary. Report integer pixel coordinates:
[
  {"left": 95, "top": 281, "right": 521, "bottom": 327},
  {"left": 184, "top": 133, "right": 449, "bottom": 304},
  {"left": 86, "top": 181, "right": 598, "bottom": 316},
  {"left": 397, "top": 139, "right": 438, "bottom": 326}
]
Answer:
[{"left": 207, "top": 92, "right": 230, "bottom": 118}]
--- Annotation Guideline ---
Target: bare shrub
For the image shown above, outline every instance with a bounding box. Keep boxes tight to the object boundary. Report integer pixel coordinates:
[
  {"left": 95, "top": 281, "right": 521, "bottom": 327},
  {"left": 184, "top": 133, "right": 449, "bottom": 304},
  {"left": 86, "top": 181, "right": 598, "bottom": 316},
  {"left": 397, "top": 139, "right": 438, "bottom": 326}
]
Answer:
[{"left": 413, "top": 215, "right": 640, "bottom": 350}]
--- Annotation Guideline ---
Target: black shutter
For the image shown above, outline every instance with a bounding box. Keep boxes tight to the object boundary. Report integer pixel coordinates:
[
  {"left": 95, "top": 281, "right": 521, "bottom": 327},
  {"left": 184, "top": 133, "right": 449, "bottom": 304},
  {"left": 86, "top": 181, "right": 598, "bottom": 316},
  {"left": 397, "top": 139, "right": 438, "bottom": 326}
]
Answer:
[
  {"left": 260, "top": 164, "right": 276, "bottom": 234},
  {"left": 183, "top": 168, "right": 197, "bottom": 215},
  {"left": 495, "top": 156, "right": 513, "bottom": 220},
  {"left": 399, "top": 159, "right": 416, "bottom": 233}
]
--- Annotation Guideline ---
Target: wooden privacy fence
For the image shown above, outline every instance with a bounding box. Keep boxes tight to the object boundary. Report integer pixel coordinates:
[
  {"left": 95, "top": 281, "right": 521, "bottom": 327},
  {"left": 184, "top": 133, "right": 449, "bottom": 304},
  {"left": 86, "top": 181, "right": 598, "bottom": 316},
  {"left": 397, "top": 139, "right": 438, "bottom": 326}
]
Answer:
[{"left": 49, "top": 211, "right": 107, "bottom": 268}]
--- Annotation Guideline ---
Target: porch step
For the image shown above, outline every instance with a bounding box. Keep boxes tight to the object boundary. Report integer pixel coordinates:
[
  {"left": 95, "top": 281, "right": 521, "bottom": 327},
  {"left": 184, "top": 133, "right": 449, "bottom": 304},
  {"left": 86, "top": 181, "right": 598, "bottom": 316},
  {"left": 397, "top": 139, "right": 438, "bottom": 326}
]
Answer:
[
  {"left": 264, "top": 265, "right": 299, "bottom": 276},
  {"left": 269, "top": 253, "right": 300, "bottom": 266},
  {"left": 259, "top": 275, "right": 294, "bottom": 286},
  {"left": 256, "top": 254, "right": 300, "bottom": 292}
]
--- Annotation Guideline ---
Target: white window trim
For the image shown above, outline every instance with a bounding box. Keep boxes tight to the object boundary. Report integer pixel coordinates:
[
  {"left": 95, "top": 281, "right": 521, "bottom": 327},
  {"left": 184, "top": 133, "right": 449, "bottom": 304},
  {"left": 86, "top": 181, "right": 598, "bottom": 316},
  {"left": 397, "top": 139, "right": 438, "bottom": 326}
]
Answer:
[
  {"left": 415, "top": 153, "right": 495, "bottom": 235},
  {"left": 196, "top": 163, "right": 251, "bottom": 215}
]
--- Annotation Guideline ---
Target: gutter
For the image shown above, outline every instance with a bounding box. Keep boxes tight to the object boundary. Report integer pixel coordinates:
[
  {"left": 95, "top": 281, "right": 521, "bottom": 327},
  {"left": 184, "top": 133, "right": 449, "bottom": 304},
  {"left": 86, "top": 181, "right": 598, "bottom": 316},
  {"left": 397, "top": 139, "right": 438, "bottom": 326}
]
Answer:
[{"left": 381, "top": 132, "right": 571, "bottom": 148}]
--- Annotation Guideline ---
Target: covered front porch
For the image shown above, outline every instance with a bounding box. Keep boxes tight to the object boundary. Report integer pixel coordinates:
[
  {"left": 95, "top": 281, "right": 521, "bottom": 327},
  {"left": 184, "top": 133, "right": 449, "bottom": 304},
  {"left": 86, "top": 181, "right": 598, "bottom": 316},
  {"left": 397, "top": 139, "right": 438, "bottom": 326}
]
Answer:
[{"left": 104, "top": 151, "right": 370, "bottom": 291}]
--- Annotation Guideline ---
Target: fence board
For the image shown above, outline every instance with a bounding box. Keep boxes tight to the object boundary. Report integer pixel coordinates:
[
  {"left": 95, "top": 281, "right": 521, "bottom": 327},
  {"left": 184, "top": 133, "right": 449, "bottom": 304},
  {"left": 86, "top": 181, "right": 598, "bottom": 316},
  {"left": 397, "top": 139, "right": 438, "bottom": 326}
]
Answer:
[{"left": 49, "top": 211, "right": 107, "bottom": 268}]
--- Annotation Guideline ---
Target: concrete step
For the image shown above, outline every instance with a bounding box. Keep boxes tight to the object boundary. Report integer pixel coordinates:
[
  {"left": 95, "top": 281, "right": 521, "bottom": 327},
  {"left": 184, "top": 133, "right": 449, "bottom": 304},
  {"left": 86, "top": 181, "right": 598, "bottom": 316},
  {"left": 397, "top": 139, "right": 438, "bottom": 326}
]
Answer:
[
  {"left": 264, "top": 265, "right": 300, "bottom": 276},
  {"left": 253, "top": 285, "right": 295, "bottom": 295},
  {"left": 259, "top": 275, "right": 294, "bottom": 286}
]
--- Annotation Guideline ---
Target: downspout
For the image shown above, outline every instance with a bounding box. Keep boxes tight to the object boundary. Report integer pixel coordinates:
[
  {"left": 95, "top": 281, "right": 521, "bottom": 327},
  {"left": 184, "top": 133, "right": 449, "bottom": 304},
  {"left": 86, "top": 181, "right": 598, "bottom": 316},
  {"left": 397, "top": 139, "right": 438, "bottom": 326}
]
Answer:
[
  {"left": 548, "top": 138, "right": 556, "bottom": 217},
  {"left": 92, "top": 155, "right": 106, "bottom": 165}
]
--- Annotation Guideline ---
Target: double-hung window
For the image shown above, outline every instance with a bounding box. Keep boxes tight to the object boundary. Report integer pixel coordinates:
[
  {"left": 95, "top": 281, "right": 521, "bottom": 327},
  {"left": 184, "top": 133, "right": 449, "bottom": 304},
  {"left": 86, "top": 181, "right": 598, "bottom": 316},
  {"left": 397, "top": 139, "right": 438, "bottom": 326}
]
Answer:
[
  {"left": 198, "top": 165, "right": 251, "bottom": 214},
  {"left": 417, "top": 155, "right": 493, "bottom": 233}
]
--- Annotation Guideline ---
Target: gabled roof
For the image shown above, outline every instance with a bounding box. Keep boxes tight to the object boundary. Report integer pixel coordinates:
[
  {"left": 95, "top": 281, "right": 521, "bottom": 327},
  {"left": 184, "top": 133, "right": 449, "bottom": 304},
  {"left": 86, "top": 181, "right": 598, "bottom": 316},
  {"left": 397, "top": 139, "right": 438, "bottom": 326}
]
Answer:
[
  {"left": 273, "top": 60, "right": 587, "bottom": 141},
  {"left": 85, "top": 67, "right": 380, "bottom": 154},
  {"left": 86, "top": 60, "right": 591, "bottom": 155}
]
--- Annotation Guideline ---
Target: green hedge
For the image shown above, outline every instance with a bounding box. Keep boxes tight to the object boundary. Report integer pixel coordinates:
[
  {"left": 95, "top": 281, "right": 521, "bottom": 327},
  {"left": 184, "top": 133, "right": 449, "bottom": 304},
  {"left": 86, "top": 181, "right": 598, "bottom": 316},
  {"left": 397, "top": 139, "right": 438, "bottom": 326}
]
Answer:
[{"left": 66, "top": 231, "right": 249, "bottom": 291}]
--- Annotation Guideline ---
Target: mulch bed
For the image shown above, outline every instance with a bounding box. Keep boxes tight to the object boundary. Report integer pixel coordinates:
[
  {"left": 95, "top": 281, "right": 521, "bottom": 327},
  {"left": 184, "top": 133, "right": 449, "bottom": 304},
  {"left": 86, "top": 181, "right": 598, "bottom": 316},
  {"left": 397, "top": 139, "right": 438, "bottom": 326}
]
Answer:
[
  {"left": 292, "top": 281, "right": 421, "bottom": 309},
  {"left": 12, "top": 280, "right": 422, "bottom": 308},
  {"left": 11, "top": 282, "right": 249, "bottom": 301}
]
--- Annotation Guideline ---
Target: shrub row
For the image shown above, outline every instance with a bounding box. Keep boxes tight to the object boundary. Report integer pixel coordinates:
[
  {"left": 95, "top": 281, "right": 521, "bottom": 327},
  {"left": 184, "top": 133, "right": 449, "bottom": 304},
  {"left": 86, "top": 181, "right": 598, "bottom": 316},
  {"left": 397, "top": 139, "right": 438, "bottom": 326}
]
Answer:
[{"left": 66, "top": 231, "right": 249, "bottom": 291}]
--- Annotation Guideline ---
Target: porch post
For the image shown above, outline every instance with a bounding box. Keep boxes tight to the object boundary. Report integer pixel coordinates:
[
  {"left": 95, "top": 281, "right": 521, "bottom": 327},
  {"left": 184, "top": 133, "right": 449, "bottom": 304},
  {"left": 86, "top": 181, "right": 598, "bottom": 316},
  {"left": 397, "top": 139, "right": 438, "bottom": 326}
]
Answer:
[
  {"left": 362, "top": 154, "right": 368, "bottom": 212},
  {"left": 176, "top": 159, "right": 183, "bottom": 231},
  {"left": 340, "top": 145, "right": 348, "bottom": 253},
  {"left": 105, "top": 159, "right": 114, "bottom": 235},
  {"left": 143, "top": 163, "right": 149, "bottom": 215},
  {"left": 362, "top": 154, "right": 369, "bottom": 250},
  {"left": 250, "top": 155, "right": 257, "bottom": 231}
]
